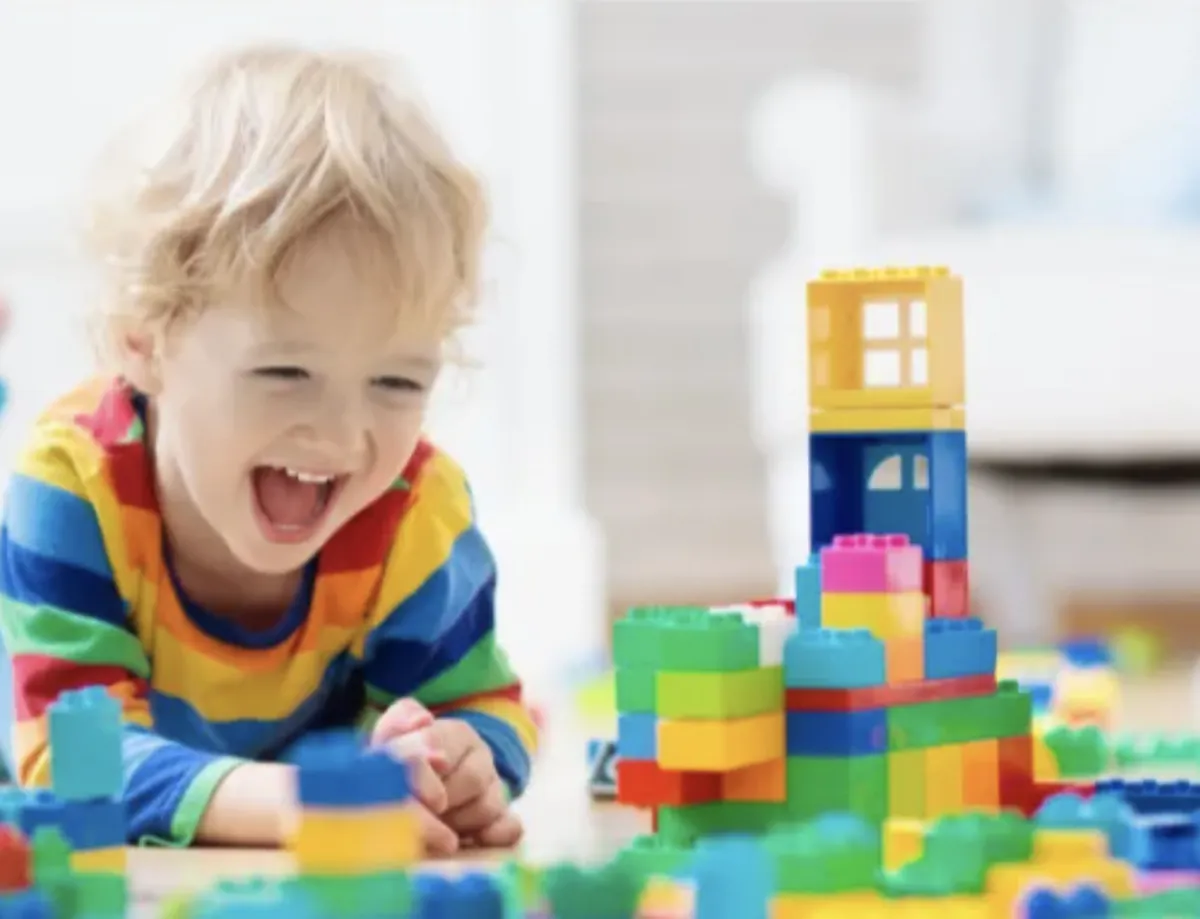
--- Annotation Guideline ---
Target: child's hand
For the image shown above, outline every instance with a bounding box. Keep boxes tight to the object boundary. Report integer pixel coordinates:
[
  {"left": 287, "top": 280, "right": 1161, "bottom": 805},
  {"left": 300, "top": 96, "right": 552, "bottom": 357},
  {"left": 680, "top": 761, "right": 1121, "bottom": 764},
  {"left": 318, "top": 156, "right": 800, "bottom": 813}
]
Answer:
[
  {"left": 371, "top": 699, "right": 459, "bottom": 856},
  {"left": 372, "top": 698, "right": 523, "bottom": 850},
  {"left": 426, "top": 719, "right": 523, "bottom": 849}
]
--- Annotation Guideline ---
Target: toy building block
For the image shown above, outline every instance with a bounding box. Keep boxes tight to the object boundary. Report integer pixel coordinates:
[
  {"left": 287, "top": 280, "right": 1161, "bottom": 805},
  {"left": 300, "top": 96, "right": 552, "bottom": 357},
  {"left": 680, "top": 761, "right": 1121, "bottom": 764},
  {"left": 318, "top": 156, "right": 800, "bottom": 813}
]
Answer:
[
  {"left": 783, "top": 629, "right": 886, "bottom": 689},
  {"left": 0, "top": 825, "right": 30, "bottom": 892},
  {"left": 806, "top": 266, "right": 964, "bottom": 415},
  {"left": 793, "top": 558, "right": 821, "bottom": 630},
  {"left": 820, "top": 590, "right": 925, "bottom": 639},
  {"left": 810, "top": 429, "right": 968, "bottom": 562},
  {"left": 925, "top": 559, "right": 969, "bottom": 618},
  {"left": 47, "top": 686, "right": 122, "bottom": 802},
  {"left": 819, "top": 534, "right": 923, "bottom": 594},
  {"left": 923, "top": 618, "right": 998, "bottom": 680}
]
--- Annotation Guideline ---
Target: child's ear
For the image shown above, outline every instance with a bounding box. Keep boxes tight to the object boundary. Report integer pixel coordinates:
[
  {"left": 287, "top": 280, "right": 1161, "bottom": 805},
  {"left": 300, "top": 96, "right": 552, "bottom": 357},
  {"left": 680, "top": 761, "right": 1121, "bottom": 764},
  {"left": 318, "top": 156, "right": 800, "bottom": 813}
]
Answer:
[{"left": 118, "top": 329, "right": 162, "bottom": 395}]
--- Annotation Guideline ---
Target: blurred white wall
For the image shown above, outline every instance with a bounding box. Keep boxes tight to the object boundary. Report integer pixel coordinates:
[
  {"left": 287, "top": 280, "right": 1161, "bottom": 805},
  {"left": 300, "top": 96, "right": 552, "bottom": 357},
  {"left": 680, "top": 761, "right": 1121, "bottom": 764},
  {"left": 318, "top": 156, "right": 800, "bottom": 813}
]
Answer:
[{"left": 0, "top": 0, "right": 603, "bottom": 691}]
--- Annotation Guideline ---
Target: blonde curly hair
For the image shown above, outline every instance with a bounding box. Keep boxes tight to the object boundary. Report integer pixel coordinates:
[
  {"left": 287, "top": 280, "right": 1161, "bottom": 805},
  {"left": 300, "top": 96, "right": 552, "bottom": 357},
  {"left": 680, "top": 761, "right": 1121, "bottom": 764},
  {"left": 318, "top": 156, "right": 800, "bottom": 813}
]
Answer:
[{"left": 83, "top": 44, "right": 488, "bottom": 367}]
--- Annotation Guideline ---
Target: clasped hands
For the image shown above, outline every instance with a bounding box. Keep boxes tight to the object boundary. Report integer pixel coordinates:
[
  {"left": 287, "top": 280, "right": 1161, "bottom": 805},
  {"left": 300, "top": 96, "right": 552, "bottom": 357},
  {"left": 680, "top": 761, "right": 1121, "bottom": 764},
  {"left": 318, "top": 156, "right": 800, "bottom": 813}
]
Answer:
[{"left": 371, "top": 698, "right": 523, "bottom": 856}]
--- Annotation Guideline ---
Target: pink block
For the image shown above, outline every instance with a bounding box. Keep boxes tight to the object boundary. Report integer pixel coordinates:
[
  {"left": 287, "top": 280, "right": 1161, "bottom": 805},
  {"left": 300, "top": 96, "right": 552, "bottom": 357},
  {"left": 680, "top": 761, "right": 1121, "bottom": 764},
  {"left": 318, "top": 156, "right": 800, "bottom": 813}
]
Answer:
[
  {"left": 819, "top": 533, "right": 924, "bottom": 593},
  {"left": 1135, "top": 869, "right": 1200, "bottom": 893}
]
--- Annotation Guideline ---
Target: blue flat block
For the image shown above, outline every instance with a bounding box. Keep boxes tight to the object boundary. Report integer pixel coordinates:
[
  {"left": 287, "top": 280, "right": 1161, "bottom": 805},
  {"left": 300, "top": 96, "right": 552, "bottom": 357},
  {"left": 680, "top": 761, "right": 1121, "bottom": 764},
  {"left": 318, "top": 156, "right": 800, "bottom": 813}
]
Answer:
[
  {"left": 1093, "top": 780, "right": 1200, "bottom": 816},
  {"left": 413, "top": 872, "right": 506, "bottom": 919},
  {"left": 923, "top": 618, "right": 997, "bottom": 680},
  {"left": 18, "top": 793, "right": 124, "bottom": 850},
  {"left": 616, "top": 713, "right": 657, "bottom": 760},
  {"left": 786, "top": 709, "right": 887, "bottom": 756},
  {"left": 1058, "top": 637, "right": 1113, "bottom": 668},
  {"left": 793, "top": 558, "right": 821, "bottom": 630},
  {"left": 0, "top": 890, "right": 53, "bottom": 919},
  {"left": 784, "top": 629, "right": 885, "bottom": 689},
  {"left": 290, "top": 729, "right": 411, "bottom": 807},
  {"left": 809, "top": 430, "right": 967, "bottom": 561},
  {"left": 1126, "top": 814, "right": 1200, "bottom": 871}
]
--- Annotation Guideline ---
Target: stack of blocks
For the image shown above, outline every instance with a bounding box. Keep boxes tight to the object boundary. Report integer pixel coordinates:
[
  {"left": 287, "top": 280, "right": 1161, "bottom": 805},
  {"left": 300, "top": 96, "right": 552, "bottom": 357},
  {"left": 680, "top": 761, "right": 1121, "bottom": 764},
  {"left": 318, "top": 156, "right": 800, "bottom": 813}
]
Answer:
[
  {"left": 0, "top": 686, "right": 128, "bottom": 918},
  {"left": 612, "top": 266, "right": 1041, "bottom": 846}
]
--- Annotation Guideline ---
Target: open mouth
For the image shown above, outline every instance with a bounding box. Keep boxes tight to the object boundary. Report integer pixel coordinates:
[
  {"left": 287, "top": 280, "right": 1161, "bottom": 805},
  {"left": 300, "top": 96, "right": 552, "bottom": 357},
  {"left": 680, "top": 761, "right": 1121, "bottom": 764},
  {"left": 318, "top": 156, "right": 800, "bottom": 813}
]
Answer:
[{"left": 251, "top": 465, "right": 347, "bottom": 544}]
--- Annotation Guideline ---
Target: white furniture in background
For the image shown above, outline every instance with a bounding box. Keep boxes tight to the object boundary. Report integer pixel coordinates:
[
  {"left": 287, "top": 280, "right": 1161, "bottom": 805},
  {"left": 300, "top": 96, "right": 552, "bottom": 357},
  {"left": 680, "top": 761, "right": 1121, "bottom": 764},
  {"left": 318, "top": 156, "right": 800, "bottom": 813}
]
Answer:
[
  {"left": 0, "top": 0, "right": 603, "bottom": 693},
  {"left": 745, "top": 0, "right": 1200, "bottom": 644}
]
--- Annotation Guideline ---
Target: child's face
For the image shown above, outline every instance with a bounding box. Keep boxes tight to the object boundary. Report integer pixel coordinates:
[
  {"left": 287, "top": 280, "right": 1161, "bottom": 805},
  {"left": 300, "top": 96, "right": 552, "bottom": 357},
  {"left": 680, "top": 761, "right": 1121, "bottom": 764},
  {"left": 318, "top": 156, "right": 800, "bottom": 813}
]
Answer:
[{"left": 147, "top": 239, "right": 444, "bottom": 576}]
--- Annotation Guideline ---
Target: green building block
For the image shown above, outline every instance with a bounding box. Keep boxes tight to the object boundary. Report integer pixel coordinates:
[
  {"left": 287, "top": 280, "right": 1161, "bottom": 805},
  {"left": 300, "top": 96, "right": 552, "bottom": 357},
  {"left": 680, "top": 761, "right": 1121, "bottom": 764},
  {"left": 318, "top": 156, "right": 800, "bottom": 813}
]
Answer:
[
  {"left": 887, "top": 686, "right": 1033, "bottom": 751},
  {"left": 542, "top": 858, "right": 646, "bottom": 919},
  {"left": 785, "top": 755, "right": 888, "bottom": 823},
  {"left": 297, "top": 872, "right": 414, "bottom": 917},
  {"left": 74, "top": 873, "right": 127, "bottom": 917},
  {"left": 614, "top": 668, "right": 656, "bottom": 713},
  {"left": 615, "top": 834, "right": 693, "bottom": 877},
  {"left": 613, "top": 606, "right": 759, "bottom": 672},
  {"left": 655, "top": 801, "right": 783, "bottom": 846},
  {"left": 1043, "top": 724, "right": 1109, "bottom": 778},
  {"left": 765, "top": 819, "right": 880, "bottom": 895},
  {"left": 655, "top": 666, "right": 782, "bottom": 718}
]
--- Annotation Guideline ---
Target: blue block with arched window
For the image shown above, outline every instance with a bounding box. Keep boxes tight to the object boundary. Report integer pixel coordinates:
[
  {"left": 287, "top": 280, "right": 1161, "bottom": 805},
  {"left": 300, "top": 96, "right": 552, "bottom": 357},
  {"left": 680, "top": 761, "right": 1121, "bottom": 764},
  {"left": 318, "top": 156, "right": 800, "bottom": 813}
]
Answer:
[{"left": 809, "top": 430, "right": 967, "bottom": 561}]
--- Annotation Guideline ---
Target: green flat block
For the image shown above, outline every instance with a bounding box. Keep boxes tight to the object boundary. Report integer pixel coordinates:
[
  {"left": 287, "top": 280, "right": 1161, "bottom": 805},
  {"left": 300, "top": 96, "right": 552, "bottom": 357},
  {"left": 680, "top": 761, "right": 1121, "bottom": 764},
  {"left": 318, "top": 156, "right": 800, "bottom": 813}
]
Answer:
[
  {"left": 785, "top": 755, "right": 888, "bottom": 823},
  {"left": 656, "top": 801, "right": 784, "bottom": 846},
  {"left": 613, "top": 606, "right": 759, "bottom": 672},
  {"left": 656, "top": 666, "right": 782, "bottom": 718},
  {"left": 886, "top": 686, "right": 1033, "bottom": 751}
]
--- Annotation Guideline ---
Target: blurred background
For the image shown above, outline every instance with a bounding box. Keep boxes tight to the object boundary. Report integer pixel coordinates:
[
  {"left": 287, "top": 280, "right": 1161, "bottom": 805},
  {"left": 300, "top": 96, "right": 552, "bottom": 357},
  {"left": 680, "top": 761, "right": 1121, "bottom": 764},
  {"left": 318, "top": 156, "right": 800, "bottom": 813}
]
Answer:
[{"left": 4, "top": 0, "right": 1200, "bottom": 697}]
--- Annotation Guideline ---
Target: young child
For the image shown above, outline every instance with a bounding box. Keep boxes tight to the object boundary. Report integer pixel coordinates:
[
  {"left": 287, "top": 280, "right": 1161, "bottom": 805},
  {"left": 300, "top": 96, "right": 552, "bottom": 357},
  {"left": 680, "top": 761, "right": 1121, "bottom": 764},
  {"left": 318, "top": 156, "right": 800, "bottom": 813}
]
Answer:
[{"left": 0, "top": 44, "right": 537, "bottom": 854}]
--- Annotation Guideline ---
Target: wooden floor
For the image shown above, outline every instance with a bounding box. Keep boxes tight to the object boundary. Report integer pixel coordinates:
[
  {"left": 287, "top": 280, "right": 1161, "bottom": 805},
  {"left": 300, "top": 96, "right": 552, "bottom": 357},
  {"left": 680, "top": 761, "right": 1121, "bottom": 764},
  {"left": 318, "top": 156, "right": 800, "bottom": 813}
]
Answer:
[{"left": 126, "top": 666, "right": 1197, "bottom": 912}]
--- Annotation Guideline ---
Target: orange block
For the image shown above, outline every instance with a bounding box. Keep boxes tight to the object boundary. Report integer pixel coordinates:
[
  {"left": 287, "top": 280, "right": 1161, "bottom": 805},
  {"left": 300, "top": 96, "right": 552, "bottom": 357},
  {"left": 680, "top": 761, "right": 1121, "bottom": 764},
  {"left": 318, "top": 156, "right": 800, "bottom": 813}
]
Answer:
[
  {"left": 885, "top": 635, "right": 924, "bottom": 683},
  {"left": 721, "top": 758, "right": 786, "bottom": 803},
  {"left": 961, "top": 739, "right": 1000, "bottom": 810}
]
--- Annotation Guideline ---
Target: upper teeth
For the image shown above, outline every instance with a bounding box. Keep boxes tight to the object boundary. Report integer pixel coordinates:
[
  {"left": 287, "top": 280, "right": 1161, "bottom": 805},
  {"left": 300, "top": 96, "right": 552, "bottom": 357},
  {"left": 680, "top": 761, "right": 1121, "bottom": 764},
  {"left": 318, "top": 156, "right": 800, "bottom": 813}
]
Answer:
[{"left": 280, "top": 467, "right": 335, "bottom": 483}]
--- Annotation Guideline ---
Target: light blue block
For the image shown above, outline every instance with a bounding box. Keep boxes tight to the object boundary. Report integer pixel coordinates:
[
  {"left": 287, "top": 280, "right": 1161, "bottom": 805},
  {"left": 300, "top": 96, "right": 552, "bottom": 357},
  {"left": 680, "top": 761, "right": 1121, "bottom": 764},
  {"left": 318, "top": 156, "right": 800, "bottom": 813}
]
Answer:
[
  {"left": 617, "top": 712, "right": 658, "bottom": 760},
  {"left": 794, "top": 556, "right": 822, "bottom": 630}
]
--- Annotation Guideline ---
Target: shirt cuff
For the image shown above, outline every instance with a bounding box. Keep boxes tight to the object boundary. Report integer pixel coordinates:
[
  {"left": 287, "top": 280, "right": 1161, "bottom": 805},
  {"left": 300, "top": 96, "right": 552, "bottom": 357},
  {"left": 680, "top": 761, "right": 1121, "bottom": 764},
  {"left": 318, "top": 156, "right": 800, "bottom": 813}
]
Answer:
[{"left": 139, "top": 757, "right": 245, "bottom": 847}]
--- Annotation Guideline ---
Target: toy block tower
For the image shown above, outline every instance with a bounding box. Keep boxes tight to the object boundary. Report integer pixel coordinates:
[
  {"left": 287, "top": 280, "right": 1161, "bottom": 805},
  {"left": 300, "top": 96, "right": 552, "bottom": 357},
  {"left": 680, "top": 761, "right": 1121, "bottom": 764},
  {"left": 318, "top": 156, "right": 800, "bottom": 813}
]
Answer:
[
  {"left": 807, "top": 266, "right": 968, "bottom": 619},
  {"left": 790, "top": 265, "right": 1036, "bottom": 824},
  {"left": 612, "top": 605, "right": 794, "bottom": 842},
  {"left": 288, "top": 731, "right": 421, "bottom": 915}
]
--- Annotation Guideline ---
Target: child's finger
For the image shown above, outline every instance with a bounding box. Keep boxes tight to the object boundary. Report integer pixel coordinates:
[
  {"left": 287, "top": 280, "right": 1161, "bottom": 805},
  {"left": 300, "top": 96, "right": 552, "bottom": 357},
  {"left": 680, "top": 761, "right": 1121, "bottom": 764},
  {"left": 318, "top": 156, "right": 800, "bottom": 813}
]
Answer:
[
  {"left": 370, "top": 697, "right": 433, "bottom": 745},
  {"left": 390, "top": 742, "right": 449, "bottom": 814},
  {"left": 470, "top": 810, "right": 524, "bottom": 849},
  {"left": 416, "top": 803, "right": 460, "bottom": 857}
]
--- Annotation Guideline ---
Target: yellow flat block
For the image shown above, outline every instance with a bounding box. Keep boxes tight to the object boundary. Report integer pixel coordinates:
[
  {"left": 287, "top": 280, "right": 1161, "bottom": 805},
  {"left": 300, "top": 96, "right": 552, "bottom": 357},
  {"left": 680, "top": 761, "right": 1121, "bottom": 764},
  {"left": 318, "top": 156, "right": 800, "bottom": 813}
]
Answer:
[
  {"left": 657, "top": 712, "right": 784, "bottom": 772},
  {"left": 1030, "top": 829, "right": 1107, "bottom": 864},
  {"left": 638, "top": 877, "right": 691, "bottom": 916},
  {"left": 291, "top": 806, "right": 420, "bottom": 870},
  {"left": 71, "top": 847, "right": 126, "bottom": 873},
  {"left": 821, "top": 592, "right": 924, "bottom": 639},
  {"left": 771, "top": 892, "right": 887, "bottom": 919},
  {"left": 986, "top": 860, "right": 1135, "bottom": 914},
  {"left": 809, "top": 406, "right": 965, "bottom": 433},
  {"left": 883, "top": 819, "right": 925, "bottom": 873}
]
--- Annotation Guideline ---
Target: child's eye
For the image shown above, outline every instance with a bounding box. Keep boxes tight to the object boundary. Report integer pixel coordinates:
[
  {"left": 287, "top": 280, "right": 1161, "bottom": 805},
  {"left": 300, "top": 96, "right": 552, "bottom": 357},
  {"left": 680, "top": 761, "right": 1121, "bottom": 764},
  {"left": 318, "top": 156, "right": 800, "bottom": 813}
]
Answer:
[
  {"left": 374, "top": 376, "right": 422, "bottom": 393},
  {"left": 254, "top": 366, "right": 310, "bottom": 381}
]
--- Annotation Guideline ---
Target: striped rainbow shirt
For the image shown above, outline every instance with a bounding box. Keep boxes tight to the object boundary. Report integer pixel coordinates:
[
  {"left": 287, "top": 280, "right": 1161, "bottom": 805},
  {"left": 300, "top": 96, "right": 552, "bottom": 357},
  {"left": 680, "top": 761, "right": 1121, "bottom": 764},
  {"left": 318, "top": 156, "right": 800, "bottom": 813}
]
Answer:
[{"left": 0, "top": 378, "right": 537, "bottom": 844}]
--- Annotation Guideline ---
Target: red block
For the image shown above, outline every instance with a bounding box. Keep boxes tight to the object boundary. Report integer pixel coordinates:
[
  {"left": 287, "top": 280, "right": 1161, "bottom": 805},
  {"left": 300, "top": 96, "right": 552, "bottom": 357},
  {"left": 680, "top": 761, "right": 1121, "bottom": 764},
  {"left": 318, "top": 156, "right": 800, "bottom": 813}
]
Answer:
[
  {"left": 925, "top": 559, "right": 970, "bottom": 618},
  {"left": 743, "top": 597, "right": 795, "bottom": 616},
  {"left": 616, "top": 759, "right": 721, "bottom": 808},
  {"left": 1017, "top": 781, "right": 1096, "bottom": 817},
  {"left": 998, "top": 734, "right": 1034, "bottom": 812},
  {"left": 0, "top": 825, "right": 30, "bottom": 891},
  {"left": 785, "top": 674, "right": 996, "bottom": 712}
]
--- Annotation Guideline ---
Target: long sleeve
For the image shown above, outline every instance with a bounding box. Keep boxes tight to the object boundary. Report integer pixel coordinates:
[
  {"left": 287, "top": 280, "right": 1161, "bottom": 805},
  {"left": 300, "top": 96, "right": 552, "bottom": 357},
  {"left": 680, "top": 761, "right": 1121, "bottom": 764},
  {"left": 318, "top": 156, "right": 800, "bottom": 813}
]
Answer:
[
  {"left": 359, "top": 451, "right": 538, "bottom": 796},
  {"left": 0, "top": 443, "right": 242, "bottom": 844}
]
